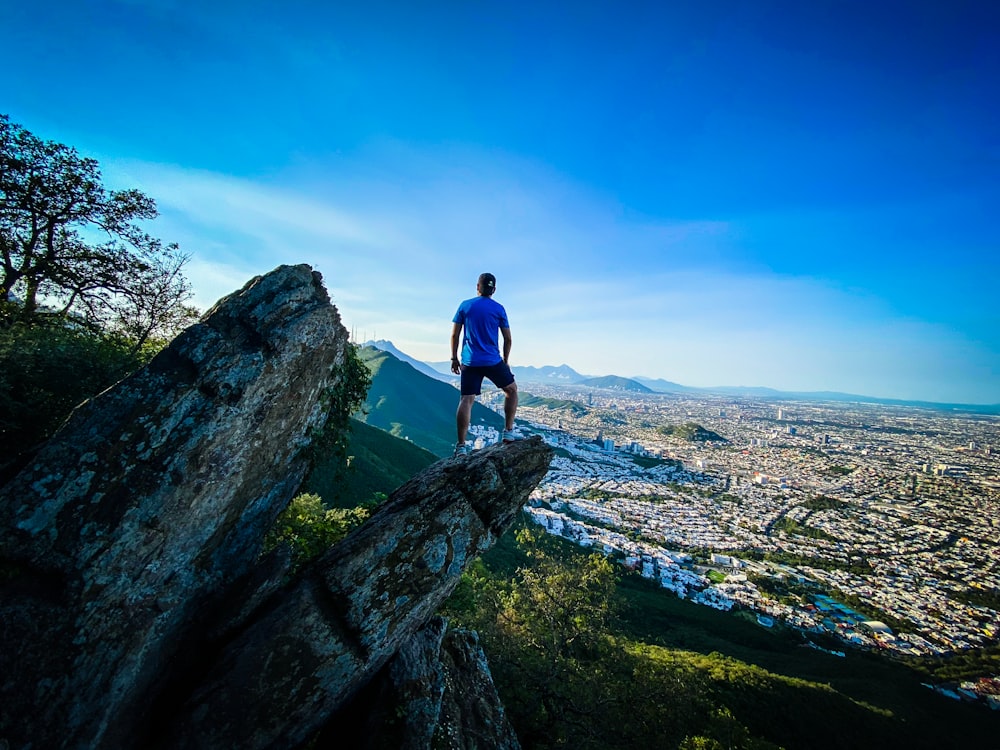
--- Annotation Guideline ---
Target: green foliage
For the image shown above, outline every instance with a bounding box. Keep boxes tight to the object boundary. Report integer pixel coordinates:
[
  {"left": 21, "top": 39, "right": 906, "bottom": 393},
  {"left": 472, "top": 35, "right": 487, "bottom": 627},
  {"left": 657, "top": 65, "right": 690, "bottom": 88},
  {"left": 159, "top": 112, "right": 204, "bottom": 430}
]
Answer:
[
  {"left": 597, "top": 413, "right": 626, "bottom": 425},
  {"left": 679, "top": 707, "right": 782, "bottom": 750},
  {"left": 519, "top": 392, "right": 589, "bottom": 416},
  {"left": 443, "top": 522, "right": 1000, "bottom": 750},
  {"left": 305, "top": 417, "right": 436, "bottom": 508},
  {"left": 0, "top": 115, "right": 197, "bottom": 477},
  {"left": 0, "top": 114, "right": 194, "bottom": 340},
  {"left": 802, "top": 495, "right": 848, "bottom": 510},
  {"left": 951, "top": 585, "right": 1000, "bottom": 612},
  {"left": 263, "top": 493, "right": 373, "bottom": 569},
  {"left": 773, "top": 517, "right": 838, "bottom": 542},
  {"left": 627, "top": 453, "right": 670, "bottom": 469},
  {"left": 0, "top": 317, "right": 154, "bottom": 477},
  {"left": 444, "top": 526, "right": 776, "bottom": 750},
  {"left": 742, "top": 548, "right": 873, "bottom": 576},
  {"left": 903, "top": 642, "right": 1000, "bottom": 682},
  {"left": 447, "top": 527, "right": 656, "bottom": 749},
  {"left": 818, "top": 465, "right": 855, "bottom": 478},
  {"left": 657, "top": 422, "right": 727, "bottom": 442},
  {"left": 307, "top": 343, "right": 373, "bottom": 497},
  {"left": 325, "top": 342, "right": 373, "bottom": 438}
]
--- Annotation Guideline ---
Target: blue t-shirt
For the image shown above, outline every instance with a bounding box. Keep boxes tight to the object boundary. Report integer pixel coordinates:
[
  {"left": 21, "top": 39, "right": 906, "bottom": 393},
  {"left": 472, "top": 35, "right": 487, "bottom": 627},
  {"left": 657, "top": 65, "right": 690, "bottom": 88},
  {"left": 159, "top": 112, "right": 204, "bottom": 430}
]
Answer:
[{"left": 453, "top": 296, "right": 510, "bottom": 366}]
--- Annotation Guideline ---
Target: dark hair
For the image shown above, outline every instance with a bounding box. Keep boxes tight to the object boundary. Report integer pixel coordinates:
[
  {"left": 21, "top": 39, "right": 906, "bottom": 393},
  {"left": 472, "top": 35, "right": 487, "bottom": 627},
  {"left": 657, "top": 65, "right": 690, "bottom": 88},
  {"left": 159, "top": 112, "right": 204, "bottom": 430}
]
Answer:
[{"left": 478, "top": 272, "right": 497, "bottom": 296}]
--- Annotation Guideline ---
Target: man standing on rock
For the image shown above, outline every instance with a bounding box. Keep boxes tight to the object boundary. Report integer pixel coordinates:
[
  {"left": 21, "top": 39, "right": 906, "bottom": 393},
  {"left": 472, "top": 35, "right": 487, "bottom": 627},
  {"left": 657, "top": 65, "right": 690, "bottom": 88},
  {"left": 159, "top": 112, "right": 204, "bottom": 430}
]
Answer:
[{"left": 451, "top": 272, "right": 522, "bottom": 455}]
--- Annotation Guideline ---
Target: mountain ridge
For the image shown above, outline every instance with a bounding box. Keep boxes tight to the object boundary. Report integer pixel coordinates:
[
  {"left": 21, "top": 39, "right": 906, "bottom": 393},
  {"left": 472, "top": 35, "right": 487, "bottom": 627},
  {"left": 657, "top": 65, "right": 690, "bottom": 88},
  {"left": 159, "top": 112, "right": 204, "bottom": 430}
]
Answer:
[
  {"left": 356, "top": 346, "right": 504, "bottom": 456},
  {"left": 361, "top": 341, "right": 1000, "bottom": 414}
]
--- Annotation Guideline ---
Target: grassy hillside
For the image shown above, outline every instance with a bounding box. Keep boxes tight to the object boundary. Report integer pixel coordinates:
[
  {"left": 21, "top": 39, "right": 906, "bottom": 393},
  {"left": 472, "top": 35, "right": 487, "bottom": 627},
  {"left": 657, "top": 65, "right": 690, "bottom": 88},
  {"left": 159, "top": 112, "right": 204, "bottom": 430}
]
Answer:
[
  {"left": 580, "top": 375, "right": 653, "bottom": 392},
  {"left": 453, "top": 523, "right": 1000, "bottom": 750},
  {"left": 657, "top": 421, "right": 727, "bottom": 442},
  {"left": 356, "top": 346, "right": 505, "bottom": 457},
  {"left": 305, "top": 417, "right": 437, "bottom": 508},
  {"left": 615, "top": 572, "right": 998, "bottom": 750},
  {"left": 519, "top": 392, "right": 589, "bottom": 417}
]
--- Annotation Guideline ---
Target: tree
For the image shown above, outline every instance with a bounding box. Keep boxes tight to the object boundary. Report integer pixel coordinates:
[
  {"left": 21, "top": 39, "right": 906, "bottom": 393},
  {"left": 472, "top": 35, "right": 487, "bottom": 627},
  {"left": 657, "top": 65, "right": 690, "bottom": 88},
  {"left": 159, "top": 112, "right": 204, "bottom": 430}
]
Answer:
[
  {"left": 263, "top": 493, "right": 374, "bottom": 571},
  {"left": 0, "top": 114, "right": 195, "bottom": 342},
  {"left": 448, "top": 527, "right": 635, "bottom": 748},
  {"left": 0, "top": 319, "right": 152, "bottom": 479}
]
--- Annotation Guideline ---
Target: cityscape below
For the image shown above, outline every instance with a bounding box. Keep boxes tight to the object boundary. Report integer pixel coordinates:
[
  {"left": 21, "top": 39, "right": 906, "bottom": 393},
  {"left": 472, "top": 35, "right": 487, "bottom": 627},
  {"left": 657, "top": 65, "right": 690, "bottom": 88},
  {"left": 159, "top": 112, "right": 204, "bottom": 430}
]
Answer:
[{"left": 437, "top": 358, "right": 1000, "bottom": 710}]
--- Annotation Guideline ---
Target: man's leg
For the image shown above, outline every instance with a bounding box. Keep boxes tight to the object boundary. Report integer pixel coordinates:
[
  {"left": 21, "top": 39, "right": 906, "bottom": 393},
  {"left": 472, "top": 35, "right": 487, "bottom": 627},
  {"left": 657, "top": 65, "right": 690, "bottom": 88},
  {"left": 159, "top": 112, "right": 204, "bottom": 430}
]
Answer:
[
  {"left": 502, "top": 381, "right": 518, "bottom": 431},
  {"left": 456, "top": 394, "right": 475, "bottom": 444}
]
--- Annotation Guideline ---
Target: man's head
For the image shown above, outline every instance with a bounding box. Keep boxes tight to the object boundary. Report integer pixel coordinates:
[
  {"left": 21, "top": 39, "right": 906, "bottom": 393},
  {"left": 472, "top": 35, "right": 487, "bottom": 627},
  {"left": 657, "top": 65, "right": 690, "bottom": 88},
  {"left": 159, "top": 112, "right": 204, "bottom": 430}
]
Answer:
[{"left": 477, "top": 272, "right": 497, "bottom": 296}]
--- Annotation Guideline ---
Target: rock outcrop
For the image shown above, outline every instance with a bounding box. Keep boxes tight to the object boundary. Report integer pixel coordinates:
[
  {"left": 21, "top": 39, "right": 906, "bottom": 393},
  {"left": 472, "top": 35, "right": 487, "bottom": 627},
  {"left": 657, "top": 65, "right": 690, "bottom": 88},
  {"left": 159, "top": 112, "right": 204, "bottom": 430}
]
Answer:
[
  {"left": 0, "top": 264, "right": 553, "bottom": 750},
  {"left": 165, "top": 437, "right": 549, "bottom": 749},
  {"left": 318, "top": 616, "right": 522, "bottom": 750}
]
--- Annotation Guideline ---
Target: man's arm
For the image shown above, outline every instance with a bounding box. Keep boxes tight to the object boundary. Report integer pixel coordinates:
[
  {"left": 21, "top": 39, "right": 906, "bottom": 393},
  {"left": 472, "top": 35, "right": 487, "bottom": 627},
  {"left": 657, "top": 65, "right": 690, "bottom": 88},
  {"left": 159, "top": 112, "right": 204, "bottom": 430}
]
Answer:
[
  {"left": 451, "top": 322, "right": 463, "bottom": 374},
  {"left": 500, "top": 327, "right": 512, "bottom": 364}
]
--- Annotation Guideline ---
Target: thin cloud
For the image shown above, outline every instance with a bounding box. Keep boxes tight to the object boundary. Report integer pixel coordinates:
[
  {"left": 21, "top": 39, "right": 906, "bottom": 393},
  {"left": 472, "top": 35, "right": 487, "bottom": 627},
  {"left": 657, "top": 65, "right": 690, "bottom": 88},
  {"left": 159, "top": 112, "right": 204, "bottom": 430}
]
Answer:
[{"left": 101, "top": 147, "right": 997, "bottom": 404}]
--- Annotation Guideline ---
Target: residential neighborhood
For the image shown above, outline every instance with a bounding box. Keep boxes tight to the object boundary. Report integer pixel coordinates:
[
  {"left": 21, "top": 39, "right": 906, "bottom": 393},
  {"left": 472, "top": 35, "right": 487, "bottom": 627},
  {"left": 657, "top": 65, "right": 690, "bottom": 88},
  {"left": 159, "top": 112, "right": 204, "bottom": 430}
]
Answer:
[{"left": 476, "top": 386, "right": 1000, "bottom": 662}]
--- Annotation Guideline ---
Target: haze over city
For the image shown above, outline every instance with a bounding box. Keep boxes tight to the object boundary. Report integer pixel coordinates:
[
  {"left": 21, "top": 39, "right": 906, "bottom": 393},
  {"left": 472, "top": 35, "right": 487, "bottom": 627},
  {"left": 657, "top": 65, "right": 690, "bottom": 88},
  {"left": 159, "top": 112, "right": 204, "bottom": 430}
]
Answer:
[{"left": 4, "top": 1, "right": 997, "bottom": 404}]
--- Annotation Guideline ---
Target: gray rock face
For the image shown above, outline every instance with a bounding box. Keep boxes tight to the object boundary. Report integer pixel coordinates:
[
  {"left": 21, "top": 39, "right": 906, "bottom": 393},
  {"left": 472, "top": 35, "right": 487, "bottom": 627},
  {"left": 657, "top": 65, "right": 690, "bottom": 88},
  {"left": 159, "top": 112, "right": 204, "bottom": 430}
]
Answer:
[
  {"left": 437, "top": 626, "right": 522, "bottom": 750},
  {"left": 0, "top": 264, "right": 554, "bottom": 750},
  {"left": 167, "top": 437, "right": 551, "bottom": 749},
  {"left": 0, "top": 265, "right": 348, "bottom": 749},
  {"left": 320, "top": 616, "right": 521, "bottom": 750}
]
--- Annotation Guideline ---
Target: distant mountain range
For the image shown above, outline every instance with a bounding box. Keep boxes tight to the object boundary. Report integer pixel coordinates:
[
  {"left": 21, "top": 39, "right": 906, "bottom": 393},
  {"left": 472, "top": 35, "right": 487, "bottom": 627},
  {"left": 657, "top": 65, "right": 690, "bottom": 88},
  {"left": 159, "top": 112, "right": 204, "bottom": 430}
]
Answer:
[
  {"left": 424, "top": 358, "right": 588, "bottom": 386},
  {"left": 364, "top": 341, "right": 1000, "bottom": 415},
  {"left": 632, "top": 376, "right": 700, "bottom": 393}
]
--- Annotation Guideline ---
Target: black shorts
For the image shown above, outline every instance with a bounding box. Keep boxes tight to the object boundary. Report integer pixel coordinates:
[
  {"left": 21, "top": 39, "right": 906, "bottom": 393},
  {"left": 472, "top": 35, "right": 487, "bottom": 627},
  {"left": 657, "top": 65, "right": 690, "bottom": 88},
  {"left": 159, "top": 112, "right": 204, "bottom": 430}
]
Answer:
[{"left": 460, "top": 361, "right": 515, "bottom": 396}]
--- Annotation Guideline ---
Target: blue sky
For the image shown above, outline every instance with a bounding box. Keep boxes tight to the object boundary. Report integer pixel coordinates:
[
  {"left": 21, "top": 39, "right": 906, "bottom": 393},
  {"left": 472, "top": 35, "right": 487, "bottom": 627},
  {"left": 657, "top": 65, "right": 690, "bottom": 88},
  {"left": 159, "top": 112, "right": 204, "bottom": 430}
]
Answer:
[{"left": 4, "top": 1, "right": 998, "bottom": 403}]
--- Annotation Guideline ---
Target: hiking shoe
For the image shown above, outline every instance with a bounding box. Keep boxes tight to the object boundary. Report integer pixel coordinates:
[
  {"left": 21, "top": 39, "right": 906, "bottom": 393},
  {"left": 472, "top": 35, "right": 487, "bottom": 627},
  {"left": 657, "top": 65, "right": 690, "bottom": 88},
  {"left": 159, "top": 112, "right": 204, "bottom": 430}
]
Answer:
[
  {"left": 454, "top": 442, "right": 472, "bottom": 456},
  {"left": 502, "top": 428, "right": 526, "bottom": 443}
]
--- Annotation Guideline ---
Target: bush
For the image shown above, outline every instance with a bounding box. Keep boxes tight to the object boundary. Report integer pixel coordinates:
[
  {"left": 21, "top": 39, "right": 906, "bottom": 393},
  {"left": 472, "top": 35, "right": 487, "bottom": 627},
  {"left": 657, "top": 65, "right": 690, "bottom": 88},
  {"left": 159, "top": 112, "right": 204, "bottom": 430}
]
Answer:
[
  {"left": 263, "top": 493, "right": 373, "bottom": 570},
  {"left": 0, "top": 317, "right": 153, "bottom": 478}
]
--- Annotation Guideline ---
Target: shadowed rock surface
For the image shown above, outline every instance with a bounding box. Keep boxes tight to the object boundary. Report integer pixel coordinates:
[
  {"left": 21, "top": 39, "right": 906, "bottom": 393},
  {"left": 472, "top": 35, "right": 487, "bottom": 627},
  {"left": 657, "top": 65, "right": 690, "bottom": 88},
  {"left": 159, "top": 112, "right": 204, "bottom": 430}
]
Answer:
[
  {"left": 317, "top": 616, "right": 521, "bottom": 750},
  {"left": 165, "top": 437, "right": 551, "bottom": 749},
  {"left": 0, "top": 264, "right": 553, "bottom": 750},
  {"left": 0, "top": 265, "right": 348, "bottom": 749}
]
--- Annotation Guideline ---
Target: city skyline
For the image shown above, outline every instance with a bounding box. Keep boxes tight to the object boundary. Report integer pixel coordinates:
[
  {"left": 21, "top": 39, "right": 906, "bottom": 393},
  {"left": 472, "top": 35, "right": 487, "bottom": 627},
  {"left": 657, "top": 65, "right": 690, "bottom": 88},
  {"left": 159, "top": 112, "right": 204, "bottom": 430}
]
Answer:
[{"left": 4, "top": 1, "right": 998, "bottom": 403}]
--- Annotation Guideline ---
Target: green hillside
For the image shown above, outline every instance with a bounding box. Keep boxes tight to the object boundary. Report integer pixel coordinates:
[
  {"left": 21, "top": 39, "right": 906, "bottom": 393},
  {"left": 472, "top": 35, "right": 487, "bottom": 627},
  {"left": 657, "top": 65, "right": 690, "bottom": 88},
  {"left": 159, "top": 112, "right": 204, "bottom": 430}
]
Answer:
[
  {"left": 305, "top": 417, "right": 437, "bottom": 508},
  {"left": 356, "top": 346, "right": 504, "bottom": 457},
  {"left": 520, "top": 392, "right": 589, "bottom": 416},
  {"left": 658, "top": 421, "right": 727, "bottom": 442},
  {"left": 444, "top": 523, "right": 1000, "bottom": 750},
  {"left": 580, "top": 375, "right": 653, "bottom": 392}
]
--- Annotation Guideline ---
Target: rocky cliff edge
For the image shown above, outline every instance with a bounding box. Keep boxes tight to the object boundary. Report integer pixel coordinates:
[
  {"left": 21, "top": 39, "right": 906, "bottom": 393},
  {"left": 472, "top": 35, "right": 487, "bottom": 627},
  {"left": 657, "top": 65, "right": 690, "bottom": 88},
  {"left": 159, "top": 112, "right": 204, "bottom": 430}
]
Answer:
[{"left": 0, "top": 264, "right": 552, "bottom": 749}]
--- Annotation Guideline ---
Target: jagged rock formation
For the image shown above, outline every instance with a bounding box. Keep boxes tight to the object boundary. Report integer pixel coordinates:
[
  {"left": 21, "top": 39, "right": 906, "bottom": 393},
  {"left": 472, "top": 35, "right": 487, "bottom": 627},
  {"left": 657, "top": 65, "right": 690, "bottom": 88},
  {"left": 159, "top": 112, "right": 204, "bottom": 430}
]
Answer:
[
  {"left": 0, "top": 264, "right": 553, "bottom": 749},
  {"left": 319, "top": 616, "right": 521, "bottom": 750},
  {"left": 0, "top": 264, "right": 348, "bottom": 749},
  {"left": 165, "top": 437, "right": 548, "bottom": 749}
]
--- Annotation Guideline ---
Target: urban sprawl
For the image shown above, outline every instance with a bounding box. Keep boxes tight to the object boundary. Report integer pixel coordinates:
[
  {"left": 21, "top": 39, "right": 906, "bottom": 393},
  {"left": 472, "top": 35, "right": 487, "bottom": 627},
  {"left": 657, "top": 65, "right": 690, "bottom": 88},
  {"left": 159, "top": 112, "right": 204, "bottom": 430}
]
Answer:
[{"left": 471, "top": 386, "right": 1000, "bottom": 678}]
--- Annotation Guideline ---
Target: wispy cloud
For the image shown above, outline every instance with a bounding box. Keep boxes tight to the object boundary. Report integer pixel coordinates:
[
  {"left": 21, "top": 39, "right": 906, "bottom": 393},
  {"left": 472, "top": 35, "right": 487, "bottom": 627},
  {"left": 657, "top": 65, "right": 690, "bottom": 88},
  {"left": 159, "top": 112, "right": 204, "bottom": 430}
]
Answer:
[{"left": 103, "top": 145, "right": 998, "bottom": 404}]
